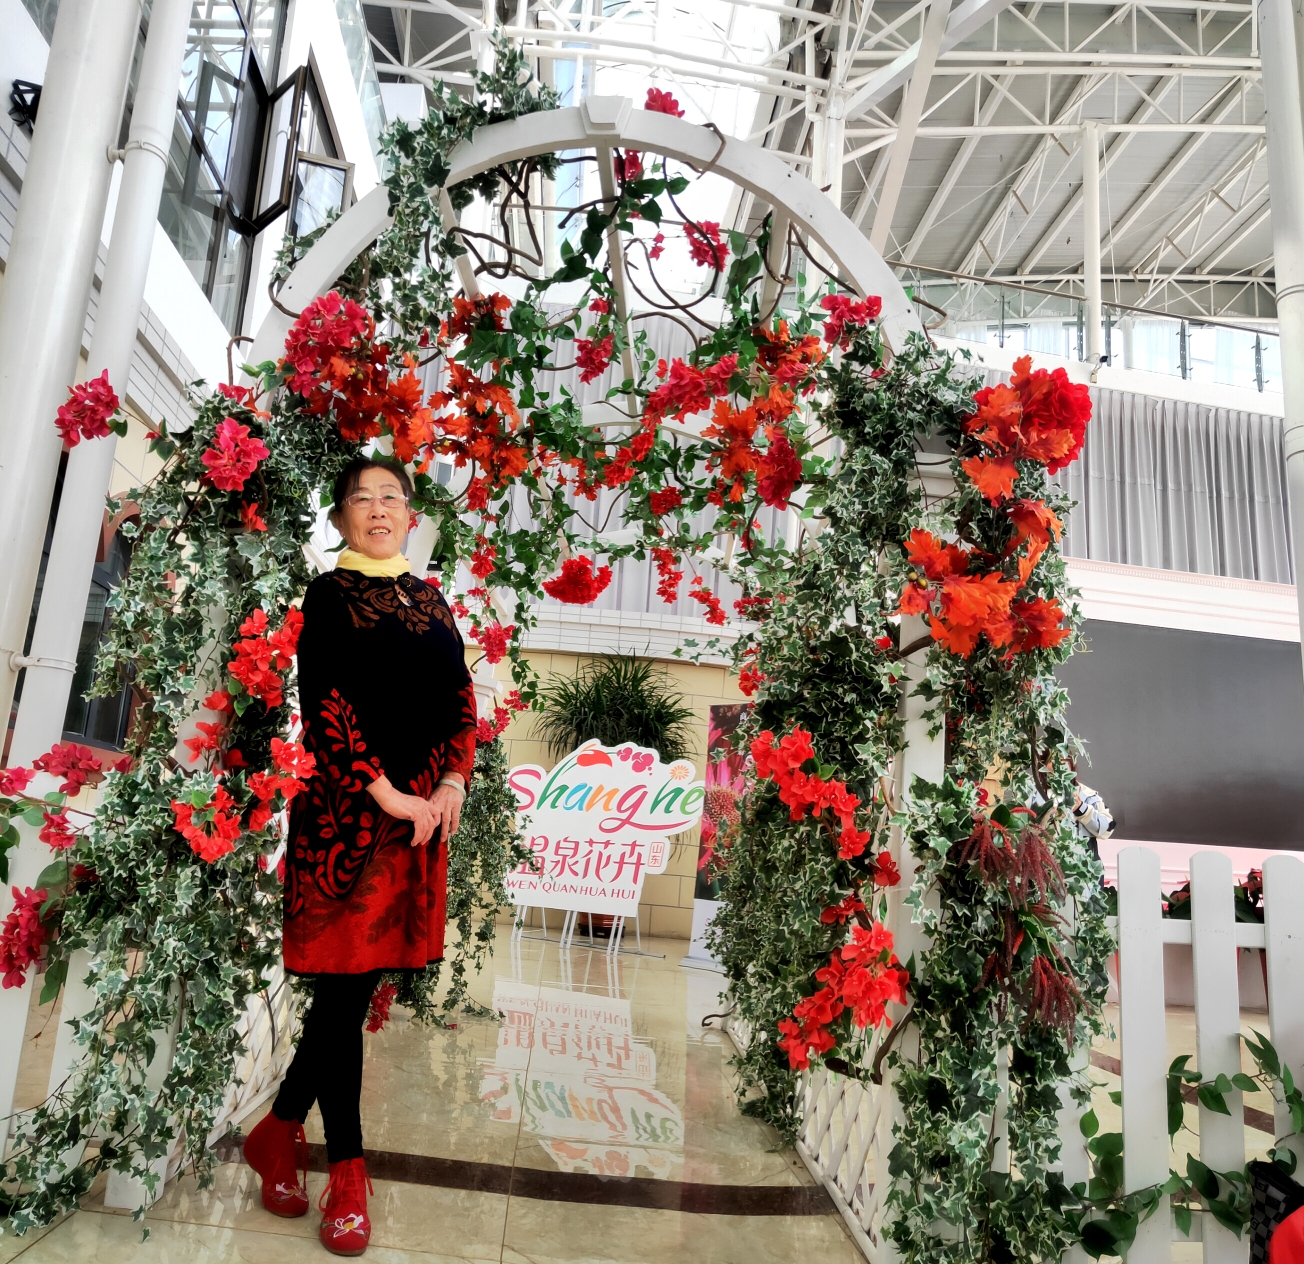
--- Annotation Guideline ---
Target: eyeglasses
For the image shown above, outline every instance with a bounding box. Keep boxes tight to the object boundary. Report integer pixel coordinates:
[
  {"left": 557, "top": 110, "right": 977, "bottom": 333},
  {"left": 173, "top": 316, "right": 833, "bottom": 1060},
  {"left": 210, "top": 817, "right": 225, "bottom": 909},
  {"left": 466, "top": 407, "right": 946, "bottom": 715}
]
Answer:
[{"left": 345, "top": 492, "right": 409, "bottom": 511}]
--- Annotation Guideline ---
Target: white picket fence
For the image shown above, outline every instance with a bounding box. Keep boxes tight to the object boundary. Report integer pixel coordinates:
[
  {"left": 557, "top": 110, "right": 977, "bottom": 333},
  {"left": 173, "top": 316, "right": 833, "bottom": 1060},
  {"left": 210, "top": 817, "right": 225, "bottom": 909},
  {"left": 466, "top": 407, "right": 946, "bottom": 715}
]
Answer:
[{"left": 750, "top": 848, "right": 1304, "bottom": 1264}]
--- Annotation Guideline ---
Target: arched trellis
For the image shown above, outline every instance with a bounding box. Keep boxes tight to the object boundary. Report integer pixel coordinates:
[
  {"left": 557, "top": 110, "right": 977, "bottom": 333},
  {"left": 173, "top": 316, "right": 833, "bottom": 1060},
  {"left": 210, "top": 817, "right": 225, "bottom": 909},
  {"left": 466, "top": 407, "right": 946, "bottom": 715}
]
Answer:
[
  {"left": 246, "top": 99, "right": 935, "bottom": 1259},
  {"left": 248, "top": 96, "right": 922, "bottom": 368}
]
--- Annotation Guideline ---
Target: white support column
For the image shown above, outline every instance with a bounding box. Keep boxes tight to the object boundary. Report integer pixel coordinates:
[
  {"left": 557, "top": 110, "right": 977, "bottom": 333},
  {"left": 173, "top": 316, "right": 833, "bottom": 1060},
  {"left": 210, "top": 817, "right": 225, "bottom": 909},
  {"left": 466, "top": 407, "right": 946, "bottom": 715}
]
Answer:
[
  {"left": 869, "top": 0, "right": 953, "bottom": 255},
  {"left": 1256, "top": 0, "right": 1304, "bottom": 679},
  {"left": 0, "top": 0, "right": 140, "bottom": 751},
  {"left": 1081, "top": 121, "right": 1103, "bottom": 363},
  {"left": 1117, "top": 846, "right": 1171, "bottom": 1264},
  {"left": 10, "top": 0, "right": 192, "bottom": 770},
  {"left": 1190, "top": 850, "right": 1245, "bottom": 1264}
]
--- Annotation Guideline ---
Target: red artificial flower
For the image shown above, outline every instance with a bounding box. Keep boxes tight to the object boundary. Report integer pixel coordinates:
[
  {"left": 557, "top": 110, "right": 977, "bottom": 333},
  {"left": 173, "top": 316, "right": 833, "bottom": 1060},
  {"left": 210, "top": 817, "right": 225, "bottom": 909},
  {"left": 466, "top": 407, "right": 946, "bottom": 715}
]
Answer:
[
  {"left": 688, "top": 576, "right": 726, "bottom": 625},
  {"left": 645, "top": 87, "right": 685, "bottom": 117},
  {"left": 0, "top": 766, "right": 34, "bottom": 797},
  {"left": 614, "top": 149, "right": 643, "bottom": 182},
  {"left": 649, "top": 232, "right": 666, "bottom": 260},
  {"left": 683, "top": 220, "right": 728, "bottom": 270},
  {"left": 1008, "top": 596, "right": 1072, "bottom": 653},
  {"left": 469, "top": 621, "right": 515, "bottom": 664},
  {"left": 904, "top": 529, "right": 967, "bottom": 582},
  {"left": 32, "top": 742, "right": 101, "bottom": 794},
  {"left": 1007, "top": 499, "right": 1063, "bottom": 550},
  {"left": 39, "top": 811, "right": 76, "bottom": 851},
  {"left": 964, "top": 355, "right": 1091, "bottom": 474},
  {"left": 960, "top": 455, "right": 1018, "bottom": 504},
  {"left": 203, "top": 689, "right": 235, "bottom": 715},
  {"left": 241, "top": 502, "right": 268, "bottom": 532},
  {"left": 366, "top": 981, "right": 399, "bottom": 1033},
  {"left": 470, "top": 537, "right": 498, "bottom": 580},
  {"left": 281, "top": 291, "right": 373, "bottom": 397},
  {"left": 171, "top": 786, "right": 242, "bottom": 862},
  {"left": 543, "top": 556, "right": 613, "bottom": 605},
  {"left": 651, "top": 547, "right": 682, "bottom": 604},
  {"left": 0, "top": 887, "right": 48, "bottom": 989},
  {"left": 589, "top": 297, "right": 610, "bottom": 315},
  {"left": 649, "top": 487, "right": 683, "bottom": 516},
  {"left": 271, "top": 737, "right": 316, "bottom": 783},
  {"left": 227, "top": 607, "right": 302, "bottom": 710},
  {"left": 201, "top": 418, "right": 270, "bottom": 492},
  {"left": 872, "top": 852, "right": 901, "bottom": 887},
  {"left": 756, "top": 427, "right": 802, "bottom": 510},
  {"left": 54, "top": 369, "right": 119, "bottom": 448},
  {"left": 819, "top": 294, "right": 883, "bottom": 349},
  {"left": 820, "top": 893, "right": 866, "bottom": 925},
  {"left": 184, "top": 720, "right": 226, "bottom": 763},
  {"left": 737, "top": 664, "right": 765, "bottom": 696},
  {"left": 575, "top": 335, "right": 614, "bottom": 384}
]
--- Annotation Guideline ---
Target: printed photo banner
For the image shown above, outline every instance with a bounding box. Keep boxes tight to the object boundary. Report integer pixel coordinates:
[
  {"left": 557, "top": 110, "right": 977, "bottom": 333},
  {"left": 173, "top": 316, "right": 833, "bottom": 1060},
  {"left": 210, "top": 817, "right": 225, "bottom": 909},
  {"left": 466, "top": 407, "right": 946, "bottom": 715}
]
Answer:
[{"left": 506, "top": 742, "right": 706, "bottom": 917}]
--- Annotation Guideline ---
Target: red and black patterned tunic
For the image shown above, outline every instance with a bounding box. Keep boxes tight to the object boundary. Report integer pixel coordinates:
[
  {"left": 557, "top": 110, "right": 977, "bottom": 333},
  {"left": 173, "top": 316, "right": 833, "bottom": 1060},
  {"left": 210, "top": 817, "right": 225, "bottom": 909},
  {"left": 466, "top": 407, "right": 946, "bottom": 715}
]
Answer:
[{"left": 283, "top": 568, "right": 476, "bottom": 975}]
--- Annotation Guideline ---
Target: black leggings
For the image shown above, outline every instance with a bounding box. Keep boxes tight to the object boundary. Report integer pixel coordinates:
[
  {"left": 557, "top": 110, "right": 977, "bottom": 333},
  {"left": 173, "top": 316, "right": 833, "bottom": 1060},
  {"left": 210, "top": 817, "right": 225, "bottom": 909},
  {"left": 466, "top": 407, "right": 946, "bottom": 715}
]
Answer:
[{"left": 272, "top": 971, "right": 381, "bottom": 1164}]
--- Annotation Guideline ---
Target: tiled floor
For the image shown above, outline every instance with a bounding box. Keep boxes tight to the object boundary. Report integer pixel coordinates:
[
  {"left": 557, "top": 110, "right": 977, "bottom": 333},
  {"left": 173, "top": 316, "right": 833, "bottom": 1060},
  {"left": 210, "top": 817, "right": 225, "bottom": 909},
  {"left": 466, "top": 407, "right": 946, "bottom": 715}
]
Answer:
[{"left": 2, "top": 930, "right": 865, "bottom": 1263}]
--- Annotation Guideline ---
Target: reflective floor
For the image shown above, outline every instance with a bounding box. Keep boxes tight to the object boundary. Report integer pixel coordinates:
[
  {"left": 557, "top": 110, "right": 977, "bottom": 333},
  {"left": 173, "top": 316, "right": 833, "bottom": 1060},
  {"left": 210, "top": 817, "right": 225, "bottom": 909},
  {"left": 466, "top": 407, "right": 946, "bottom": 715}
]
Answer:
[{"left": 2, "top": 929, "right": 864, "bottom": 1263}]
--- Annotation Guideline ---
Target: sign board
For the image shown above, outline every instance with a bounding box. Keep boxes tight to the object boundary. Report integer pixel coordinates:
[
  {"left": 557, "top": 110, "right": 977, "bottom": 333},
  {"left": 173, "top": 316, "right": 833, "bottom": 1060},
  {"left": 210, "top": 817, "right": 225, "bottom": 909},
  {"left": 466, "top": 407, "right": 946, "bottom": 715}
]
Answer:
[{"left": 506, "top": 741, "right": 705, "bottom": 918}]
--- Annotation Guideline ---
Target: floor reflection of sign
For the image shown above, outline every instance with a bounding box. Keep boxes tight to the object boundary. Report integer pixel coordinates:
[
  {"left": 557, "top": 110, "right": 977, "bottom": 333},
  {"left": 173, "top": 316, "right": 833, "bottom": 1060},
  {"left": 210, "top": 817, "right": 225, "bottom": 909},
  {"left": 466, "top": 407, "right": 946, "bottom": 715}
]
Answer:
[
  {"left": 506, "top": 741, "right": 705, "bottom": 917},
  {"left": 480, "top": 978, "right": 683, "bottom": 1178}
]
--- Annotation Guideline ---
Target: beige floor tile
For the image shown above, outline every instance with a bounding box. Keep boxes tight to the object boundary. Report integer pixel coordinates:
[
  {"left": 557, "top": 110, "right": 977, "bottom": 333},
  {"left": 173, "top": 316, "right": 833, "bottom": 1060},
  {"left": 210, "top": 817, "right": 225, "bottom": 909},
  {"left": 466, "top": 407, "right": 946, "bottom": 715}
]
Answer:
[
  {"left": 500, "top": 1197, "right": 863, "bottom": 1264},
  {"left": 17, "top": 1207, "right": 497, "bottom": 1262}
]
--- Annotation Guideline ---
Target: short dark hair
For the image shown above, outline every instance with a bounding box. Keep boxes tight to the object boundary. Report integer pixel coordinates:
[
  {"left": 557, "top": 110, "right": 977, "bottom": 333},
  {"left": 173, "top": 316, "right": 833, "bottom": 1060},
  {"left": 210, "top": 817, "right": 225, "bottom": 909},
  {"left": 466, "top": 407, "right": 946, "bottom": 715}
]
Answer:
[{"left": 331, "top": 455, "right": 415, "bottom": 515}]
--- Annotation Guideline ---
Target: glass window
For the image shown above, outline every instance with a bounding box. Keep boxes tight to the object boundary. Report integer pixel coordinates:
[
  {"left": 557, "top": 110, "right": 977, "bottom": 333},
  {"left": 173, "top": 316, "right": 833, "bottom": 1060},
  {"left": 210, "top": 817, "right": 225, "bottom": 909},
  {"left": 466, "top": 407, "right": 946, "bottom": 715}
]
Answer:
[
  {"left": 181, "top": 0, "right": 247, "bottom": 178},
  {"left": 291, "top": 160, "right": 348, "bottom": 239},
  {"left": 158, "top": 0, "right": 286, "bottom": 333},
  {"left": 243, "top": 0, "right": 281, "bottom": 73},
  {"left": 63, "top": 532, "right": 135, "bottom": 750},
  {"left": 159, "top": 115, "right": 223, "bottom": 292}
]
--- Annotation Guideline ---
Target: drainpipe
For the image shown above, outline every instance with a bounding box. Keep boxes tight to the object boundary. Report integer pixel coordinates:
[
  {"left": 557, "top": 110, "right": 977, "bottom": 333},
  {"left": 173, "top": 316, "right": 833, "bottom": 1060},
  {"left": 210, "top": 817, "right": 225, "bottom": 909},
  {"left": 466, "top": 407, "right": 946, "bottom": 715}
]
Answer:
[{"left": 1256, "top": 0, "right": 1304, "bottom": 676}]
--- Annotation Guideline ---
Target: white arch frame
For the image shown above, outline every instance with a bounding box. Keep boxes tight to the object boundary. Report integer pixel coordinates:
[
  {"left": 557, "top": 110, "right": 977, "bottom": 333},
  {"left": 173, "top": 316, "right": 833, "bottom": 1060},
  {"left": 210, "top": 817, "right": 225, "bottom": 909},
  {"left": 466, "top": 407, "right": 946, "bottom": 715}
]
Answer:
[{"left": 249, "top": 95, "right": 922, "bottom": 366}]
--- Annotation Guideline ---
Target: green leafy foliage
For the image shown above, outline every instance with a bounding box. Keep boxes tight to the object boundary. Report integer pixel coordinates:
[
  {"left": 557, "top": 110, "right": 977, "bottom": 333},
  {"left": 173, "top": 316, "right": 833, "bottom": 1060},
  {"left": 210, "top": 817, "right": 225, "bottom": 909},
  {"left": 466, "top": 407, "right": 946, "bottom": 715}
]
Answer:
[{"left": 534, "top": 656, "right": 697, "bottom": 762}]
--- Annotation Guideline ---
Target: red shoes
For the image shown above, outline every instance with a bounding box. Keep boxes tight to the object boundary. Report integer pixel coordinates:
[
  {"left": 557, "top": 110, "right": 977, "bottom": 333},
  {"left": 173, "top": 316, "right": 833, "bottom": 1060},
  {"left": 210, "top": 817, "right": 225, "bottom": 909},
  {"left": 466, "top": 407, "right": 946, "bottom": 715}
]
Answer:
[
  {"left": 318, "top": 1157, "right": 374, "bottom": 1257},
  {"left": 244, "top": 1110, "right": 309, "bottom": 1217}
]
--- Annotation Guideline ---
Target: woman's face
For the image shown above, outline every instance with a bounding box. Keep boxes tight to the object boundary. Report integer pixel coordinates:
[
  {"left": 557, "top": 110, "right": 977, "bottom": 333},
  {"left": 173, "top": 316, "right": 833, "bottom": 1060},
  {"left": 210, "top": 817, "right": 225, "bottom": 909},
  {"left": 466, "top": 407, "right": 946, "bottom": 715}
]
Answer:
[{"left": 337, "top": 467, "right": 408, "bottom": 560}]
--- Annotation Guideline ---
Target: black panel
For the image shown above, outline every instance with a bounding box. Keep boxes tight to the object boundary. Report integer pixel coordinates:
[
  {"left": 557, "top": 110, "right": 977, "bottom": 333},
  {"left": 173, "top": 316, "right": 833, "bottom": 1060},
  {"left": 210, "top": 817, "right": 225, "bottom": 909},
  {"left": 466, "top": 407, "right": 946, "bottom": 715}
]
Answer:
[{"left": 1058, "top": 621, "right": 1304, "bottom": 849}]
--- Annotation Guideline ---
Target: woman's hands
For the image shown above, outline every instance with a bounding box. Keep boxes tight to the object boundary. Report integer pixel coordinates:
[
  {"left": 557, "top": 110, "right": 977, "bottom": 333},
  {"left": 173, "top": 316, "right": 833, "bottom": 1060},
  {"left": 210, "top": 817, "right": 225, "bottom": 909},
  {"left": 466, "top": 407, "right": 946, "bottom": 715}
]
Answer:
[
  {"left": 367, "top": 775, "right": 464, "bottom": 847},
  {"left": 427, "top": 781, "right": 465, "bottom": 847}
]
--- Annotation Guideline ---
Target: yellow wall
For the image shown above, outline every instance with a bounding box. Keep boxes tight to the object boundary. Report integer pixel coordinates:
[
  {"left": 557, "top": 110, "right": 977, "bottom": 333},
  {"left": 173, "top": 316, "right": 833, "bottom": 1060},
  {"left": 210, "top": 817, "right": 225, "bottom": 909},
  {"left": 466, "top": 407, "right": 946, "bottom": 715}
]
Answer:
[{"left": 495, "top": 649, "right": 744, "bottom": 940}]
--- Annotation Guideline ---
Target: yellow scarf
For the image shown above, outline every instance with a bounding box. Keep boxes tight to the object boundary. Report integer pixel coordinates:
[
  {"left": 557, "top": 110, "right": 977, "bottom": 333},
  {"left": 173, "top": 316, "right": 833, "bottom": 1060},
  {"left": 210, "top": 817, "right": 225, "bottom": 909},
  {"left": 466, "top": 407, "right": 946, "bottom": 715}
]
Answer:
[{"left": 335, "top": 549, "right": 411, "bottom": 578}]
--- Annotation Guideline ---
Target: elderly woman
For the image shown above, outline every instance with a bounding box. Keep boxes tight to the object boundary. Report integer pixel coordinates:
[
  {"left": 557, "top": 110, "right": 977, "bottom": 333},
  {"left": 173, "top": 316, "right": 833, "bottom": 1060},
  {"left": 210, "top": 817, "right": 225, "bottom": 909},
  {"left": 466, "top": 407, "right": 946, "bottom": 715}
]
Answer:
[{"left": 244, "top": 455, "right": 476, "bottom": 1257}]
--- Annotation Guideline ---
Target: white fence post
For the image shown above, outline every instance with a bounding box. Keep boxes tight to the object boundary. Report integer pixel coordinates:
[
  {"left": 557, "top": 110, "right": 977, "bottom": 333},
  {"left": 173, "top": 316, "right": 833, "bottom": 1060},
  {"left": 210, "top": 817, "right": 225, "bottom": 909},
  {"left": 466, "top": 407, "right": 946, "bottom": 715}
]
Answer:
[
  {"left": 1190, "top": 851, "right": 1246, "bottom": 1264},
  {"left": 1263, "top": 856, "right": 1304, "bottom": 1161},
  {"left": 1118, "top": 846, "right": 1172, "bottom": 1264}
]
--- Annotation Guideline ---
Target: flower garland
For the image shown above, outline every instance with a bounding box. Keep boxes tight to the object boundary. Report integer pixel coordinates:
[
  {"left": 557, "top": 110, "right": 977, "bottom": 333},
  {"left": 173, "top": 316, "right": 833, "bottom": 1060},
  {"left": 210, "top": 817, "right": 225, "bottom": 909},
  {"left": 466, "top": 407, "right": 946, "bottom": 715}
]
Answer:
[{"left": 709, "top": 317, "right": 1112, "bottom": 1263}]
